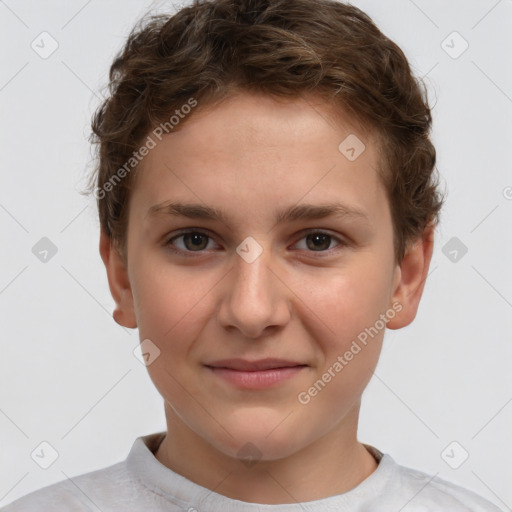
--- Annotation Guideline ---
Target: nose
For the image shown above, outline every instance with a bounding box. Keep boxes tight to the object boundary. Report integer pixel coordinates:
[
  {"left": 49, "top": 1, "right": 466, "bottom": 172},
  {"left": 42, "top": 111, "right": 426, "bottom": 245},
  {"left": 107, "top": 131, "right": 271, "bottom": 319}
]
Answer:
[{"left": 217, "top": 242, "right": 291, "bottom": 339}]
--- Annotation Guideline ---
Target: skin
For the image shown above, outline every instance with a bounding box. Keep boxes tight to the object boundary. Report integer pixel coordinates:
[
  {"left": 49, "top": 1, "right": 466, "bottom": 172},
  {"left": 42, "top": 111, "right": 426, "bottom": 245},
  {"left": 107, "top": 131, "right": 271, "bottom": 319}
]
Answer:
[{"left": 100, "top": 91, "right": 434, "bottom": 504}]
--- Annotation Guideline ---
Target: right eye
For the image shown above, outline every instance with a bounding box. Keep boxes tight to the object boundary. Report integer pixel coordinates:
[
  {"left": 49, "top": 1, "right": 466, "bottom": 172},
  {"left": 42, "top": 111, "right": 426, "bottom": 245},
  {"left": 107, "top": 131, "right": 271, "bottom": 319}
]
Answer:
[{"left": 165, "top": 229, "right": 221, "bottom": 255}]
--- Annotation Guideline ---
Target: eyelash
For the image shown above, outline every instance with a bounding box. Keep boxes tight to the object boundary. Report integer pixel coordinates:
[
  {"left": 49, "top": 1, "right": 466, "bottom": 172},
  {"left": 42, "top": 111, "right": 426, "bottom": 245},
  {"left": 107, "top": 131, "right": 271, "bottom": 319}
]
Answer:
[{"left": 164, "top": 229, "right": 348, "bottom": 257}]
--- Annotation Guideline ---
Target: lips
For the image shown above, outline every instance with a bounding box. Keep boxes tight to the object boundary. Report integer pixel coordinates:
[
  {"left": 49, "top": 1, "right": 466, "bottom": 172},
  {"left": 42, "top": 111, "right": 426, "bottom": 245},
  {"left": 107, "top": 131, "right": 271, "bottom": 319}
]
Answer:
[
  {"left": 204, "top": 358, "right": 308, "bottom": 389},
  {"left": 204, "top": 358, "right": 307, "bottom": 371}
]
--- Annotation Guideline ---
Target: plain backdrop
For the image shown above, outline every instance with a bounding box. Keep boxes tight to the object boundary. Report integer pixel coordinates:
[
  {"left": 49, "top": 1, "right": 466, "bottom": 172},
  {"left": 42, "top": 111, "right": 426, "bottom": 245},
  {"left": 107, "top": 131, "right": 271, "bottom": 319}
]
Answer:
[{"left": 1, "top": 0, "right": 511, "bottom": 509}]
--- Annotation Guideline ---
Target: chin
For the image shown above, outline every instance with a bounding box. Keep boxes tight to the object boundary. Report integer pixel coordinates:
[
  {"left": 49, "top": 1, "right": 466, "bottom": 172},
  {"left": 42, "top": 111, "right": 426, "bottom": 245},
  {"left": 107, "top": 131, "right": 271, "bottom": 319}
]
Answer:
[{"left": 207, "top": 412, "right": 311, "bottom": 463}]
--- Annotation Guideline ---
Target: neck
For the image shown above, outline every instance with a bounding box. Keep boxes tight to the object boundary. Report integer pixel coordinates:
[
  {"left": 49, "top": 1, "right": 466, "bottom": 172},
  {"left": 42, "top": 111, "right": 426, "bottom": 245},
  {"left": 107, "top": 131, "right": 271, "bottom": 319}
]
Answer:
[{"left": 154, "top": 402, "right": 378, "bottom": 504}]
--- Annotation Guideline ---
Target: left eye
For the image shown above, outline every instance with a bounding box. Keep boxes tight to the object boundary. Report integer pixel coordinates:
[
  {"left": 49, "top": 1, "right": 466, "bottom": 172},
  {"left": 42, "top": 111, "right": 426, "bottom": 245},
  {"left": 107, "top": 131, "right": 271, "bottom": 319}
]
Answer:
[{"left": 294, "top": 231, "right": 343, "bottom": 252}]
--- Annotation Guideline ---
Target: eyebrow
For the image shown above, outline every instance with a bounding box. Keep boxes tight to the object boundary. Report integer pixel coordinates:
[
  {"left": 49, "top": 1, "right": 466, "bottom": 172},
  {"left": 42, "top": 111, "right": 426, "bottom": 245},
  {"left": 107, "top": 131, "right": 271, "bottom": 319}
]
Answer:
[{"left": 147, "top": 201, "right": 369, "bottom": 225}]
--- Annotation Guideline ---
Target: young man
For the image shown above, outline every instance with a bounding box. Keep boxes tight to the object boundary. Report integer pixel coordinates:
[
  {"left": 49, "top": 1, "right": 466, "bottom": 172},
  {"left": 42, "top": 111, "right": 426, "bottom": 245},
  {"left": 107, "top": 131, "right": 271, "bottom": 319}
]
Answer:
[{"left": 2, "top": 0, "right": 502, "bottom": 510}]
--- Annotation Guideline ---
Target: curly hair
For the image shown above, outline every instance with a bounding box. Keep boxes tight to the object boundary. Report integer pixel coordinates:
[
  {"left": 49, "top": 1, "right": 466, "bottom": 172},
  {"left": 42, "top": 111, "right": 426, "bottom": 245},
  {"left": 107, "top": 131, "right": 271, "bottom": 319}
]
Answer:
[{"left": 88, "top": 0, "right": 443, "bottom": 264}]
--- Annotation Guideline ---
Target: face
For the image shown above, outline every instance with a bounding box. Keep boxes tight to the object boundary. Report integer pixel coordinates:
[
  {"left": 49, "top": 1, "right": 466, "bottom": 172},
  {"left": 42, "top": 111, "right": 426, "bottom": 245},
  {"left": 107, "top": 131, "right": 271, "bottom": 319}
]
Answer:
[{"left": 103, "top": 92, "right": 430, "bottom": 462}]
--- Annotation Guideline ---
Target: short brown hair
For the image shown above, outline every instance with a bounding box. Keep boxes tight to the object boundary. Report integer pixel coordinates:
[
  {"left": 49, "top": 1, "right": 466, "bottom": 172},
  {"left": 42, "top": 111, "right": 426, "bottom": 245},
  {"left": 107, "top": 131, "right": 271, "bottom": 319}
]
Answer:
[{"left": 88, "top": 0, "right": 443, "bottom": 264}]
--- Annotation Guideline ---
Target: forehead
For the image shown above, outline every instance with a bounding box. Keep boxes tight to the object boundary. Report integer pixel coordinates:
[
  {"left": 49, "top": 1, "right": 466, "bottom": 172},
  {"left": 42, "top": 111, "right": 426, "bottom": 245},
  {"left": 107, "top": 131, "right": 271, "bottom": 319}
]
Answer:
[{"left": 130, "top": 92, "right": 387, "bottom": 228}]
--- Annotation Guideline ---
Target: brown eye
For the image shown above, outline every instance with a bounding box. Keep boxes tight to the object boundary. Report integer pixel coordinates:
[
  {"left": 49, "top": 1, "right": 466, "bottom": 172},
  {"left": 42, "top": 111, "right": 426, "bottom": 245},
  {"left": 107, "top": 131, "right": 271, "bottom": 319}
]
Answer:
[
  {"left": 294, "top": 231, "right": 344, "bottom": 253},
  {"left": 166, "top": 230, "right": 218, "bottom": 253},
  {"left": 182, "top": 232, "right": 209, "bottom": 251},
  {"left": 305, "top": 233, "right": 332, "bottom": 251}
]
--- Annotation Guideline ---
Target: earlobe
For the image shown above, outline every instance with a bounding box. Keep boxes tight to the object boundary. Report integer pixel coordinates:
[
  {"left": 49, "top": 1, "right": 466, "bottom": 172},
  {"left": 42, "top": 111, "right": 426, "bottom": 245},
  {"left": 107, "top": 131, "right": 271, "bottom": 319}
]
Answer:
[
  {"left": 99, "top": 230, "right": 137, "bottom": 329},
  {"left": 387, "top": 223, "right": 435, "bottom": 330}
]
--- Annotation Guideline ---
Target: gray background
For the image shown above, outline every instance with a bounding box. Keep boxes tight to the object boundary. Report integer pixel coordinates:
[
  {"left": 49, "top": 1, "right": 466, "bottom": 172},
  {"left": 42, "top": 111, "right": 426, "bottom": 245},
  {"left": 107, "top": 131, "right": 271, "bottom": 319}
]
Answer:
[{"left": 1, "top": 0, "right": 511, "bottom": 508}]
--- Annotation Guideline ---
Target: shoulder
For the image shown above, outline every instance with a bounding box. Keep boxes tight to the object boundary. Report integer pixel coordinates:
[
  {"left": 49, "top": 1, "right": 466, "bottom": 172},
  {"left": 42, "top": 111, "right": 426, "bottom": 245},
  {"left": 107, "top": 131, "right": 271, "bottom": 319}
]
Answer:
[
  {"left": 389, "top": 458, "right": 503, "bottom": 511},
  {"left": 0, "top": 461, "right": 135, "bottom": 512}
]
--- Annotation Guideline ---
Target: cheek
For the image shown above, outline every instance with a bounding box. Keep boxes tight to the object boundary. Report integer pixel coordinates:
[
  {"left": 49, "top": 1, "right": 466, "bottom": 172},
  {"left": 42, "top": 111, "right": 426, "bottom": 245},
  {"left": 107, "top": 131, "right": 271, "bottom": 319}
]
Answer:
[
  {"left": 294, "top": 262, "right": 391, "bottom": 408},
  {"left": 130, "top": 265, "right": 215, "bottom": 403},
  {"left": 296, "top": 269, "right": 388, "bottom": 414},
  {"left": 301, "top": 260, "right": 392, "bottom": 348},
  {"left": 130, "top": 258, "right": 217, "bottom": 339},
  {"left": 129, "top": 261, "right": 226, "bottom": 398}
]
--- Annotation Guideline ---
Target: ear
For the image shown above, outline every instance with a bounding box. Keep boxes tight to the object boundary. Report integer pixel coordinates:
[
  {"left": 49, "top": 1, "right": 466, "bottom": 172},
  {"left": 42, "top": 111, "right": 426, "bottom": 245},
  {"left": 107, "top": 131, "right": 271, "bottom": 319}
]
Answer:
[
  {"left": 387, "top": 222, "right": 435, "bottom": 329},
  {"left": 99, "top": 230, "right": 137, "bottom": 329}
]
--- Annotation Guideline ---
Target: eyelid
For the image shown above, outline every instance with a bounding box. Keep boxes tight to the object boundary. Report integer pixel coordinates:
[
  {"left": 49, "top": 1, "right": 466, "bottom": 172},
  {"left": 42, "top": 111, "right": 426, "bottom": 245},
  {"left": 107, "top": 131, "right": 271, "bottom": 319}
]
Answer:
[
  {"left": 291, "top": 228, "right": 348, "bottom": 252},
  {"left": 165, "top": 228, "right": 221, "bottom": 255}
]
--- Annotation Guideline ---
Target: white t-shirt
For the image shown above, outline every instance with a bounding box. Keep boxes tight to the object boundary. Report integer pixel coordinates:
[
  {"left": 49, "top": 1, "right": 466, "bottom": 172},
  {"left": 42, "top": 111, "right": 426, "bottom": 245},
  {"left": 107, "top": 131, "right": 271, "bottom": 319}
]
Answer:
[{"left": 1, "top": 431, "right": 503, "bottom": 511}]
